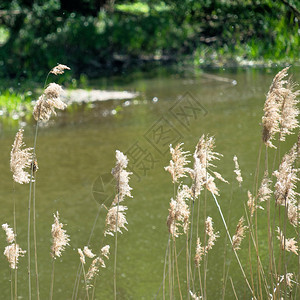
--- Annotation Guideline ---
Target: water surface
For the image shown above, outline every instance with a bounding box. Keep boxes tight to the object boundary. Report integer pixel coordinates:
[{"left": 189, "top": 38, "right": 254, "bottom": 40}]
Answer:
[{"left": 0, "top": 66, "right": 299, "bottom": 299}]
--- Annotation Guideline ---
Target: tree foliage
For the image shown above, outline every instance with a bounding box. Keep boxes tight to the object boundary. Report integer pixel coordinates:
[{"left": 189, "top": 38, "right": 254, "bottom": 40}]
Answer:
[{"left": 0, "top": 0, "right": 299, "bottom": 79}]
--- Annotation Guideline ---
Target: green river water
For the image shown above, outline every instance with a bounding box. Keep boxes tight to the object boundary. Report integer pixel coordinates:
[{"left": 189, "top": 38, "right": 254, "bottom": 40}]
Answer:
[{"left": 0, "top": 66, "right": 299, "bottom": 299}]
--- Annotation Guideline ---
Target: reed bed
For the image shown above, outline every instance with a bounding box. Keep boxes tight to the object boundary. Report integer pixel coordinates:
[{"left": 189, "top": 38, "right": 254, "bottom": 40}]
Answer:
[{"left": 1, "top": 65, "right": 299, "bottom": 299}]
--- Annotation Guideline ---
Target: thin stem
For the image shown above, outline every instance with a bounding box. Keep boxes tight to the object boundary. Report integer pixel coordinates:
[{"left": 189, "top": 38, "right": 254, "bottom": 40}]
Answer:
[
  {"left": 27, "top": 179, "right": 32, "bottom": 300},
  {"left": 49, "top": 259, "right": 55, "bottom": 300},
  {"left": 197, "top": 266, "right": 203, "bottom": 298},
  {"left": 80, "top": 262, "right": 90, "bottom": 300},
  {"left": 33, "top": 179, "right": 40, "bottom": 300},
  {"left": 10, "top": 269, "right": 13, "bottom": 300},
  {"left": 169, "top": 242, "right": 172, "bottom": 300},
  {"left": 13, "top": 183, "right": 18, "bottom": 300},
  {"left": 229, "top": 277, "right": 239, "bottom": 300},
  {"left": 174, "top": 239, "right": 183, "bottom": 300},
  {"left": 188, "top": 199, "right": 195, "bottom": 298},
  {"left": 114, "top": 180, "right": 120, "bottom": 300},
  {"left": 27, "top": 120, "right": 40, "bottom": 300},
  {"left": 72, "top": 204, "right": 103, "bottom": 300},
  {"left": 163, "top": 236, "right": 170, "bottom": 300},
  {"left": 211, "top": 192, "right": 256, "bottom": 299}
]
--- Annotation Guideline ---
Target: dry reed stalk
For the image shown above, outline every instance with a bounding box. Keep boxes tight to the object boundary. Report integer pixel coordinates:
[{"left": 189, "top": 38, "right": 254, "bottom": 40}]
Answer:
[
  {"left": 203, "top": 216, "right": 219, "bottom": 298},
  {"left": 164, "top": 142, "right": 192, "bottom": 298},
  {"left": 106, "top": 150, "right": 132, "bottom": 300},
  {"left": 211, "top": 192, "right": 256, "bottom": 298},
  {"left": 77, "top": 245, "right": 109, "bottom": 296},
  {"left": 28, "top": 64, "right": 69, "bottom": 300}
]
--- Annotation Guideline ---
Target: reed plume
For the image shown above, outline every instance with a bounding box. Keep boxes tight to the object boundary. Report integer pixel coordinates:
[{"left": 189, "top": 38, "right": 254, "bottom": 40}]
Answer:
[
  {"left": 86, "top": 257, "right": 106, "bottom": 283},
  {"left": 276, "top": 227, "right": 298, "bottom": 255},
  {"left": 33, "top": 83, "right": 67, "bottom": 121},
  {"left": 247, "top": 190, "right": 263, "bottom": 217},
  {"left": 83, "top": 246, "right": 96, "bottom": 258},
  {"left": 262, "top": 66, "right": 300, "bottom": 147},
  {"left": 10, "top": 128, "right": 33, "bottom": 184},
  {"left": 285, "top": 273, "right": 294, "bottom": 288},
  {"left": 233, "top": 155, "right": 243, "bottom": 187},
  {"left": 279, "top": 81, "right": 300, "bottom": 141},
  {"left": 2, "top": 223, "right": 16, "bottom": 244},
  {"left": 190, "top": 135, "right": 226, "bottom": 197},
  {"left": 232, "top": 217, "right": 247, "bottom": 251},
  {"left": 85, "top": 245, "right": 110, "bottom": 287},
  {"left": 190, "top": 291, "right": 201, "bottom": 299},
  {"left": 204, "top": 216, "right": 219, "bottom": 252},
  {"left": 165, "top": 143, "right": 191, "bottom": 183},
  {"left": 273, "top": 144, "right": 299, "bottom": 226},
  {"left": 257, "top": 172, "right": 272, "bottom": 203},
  {"left": 78, "top": 248, "right": 86, "bottom": 264},
  {"left": 194, "top": 237, "right": 204, "bottom": 267},
  {"left": 167, "top": 185, "right": 191, "bottom": 237},
  {"left": 262, "top": 67, "right": 289, "bottom": 147},
  {"left": 51, "top": 212, "right": 70, "bottom": 258},
  {"left": 111, "top": 150, "right": 133, "bottom": 205},
  {"left": 50, "top": 64, "right": 70, "bottom": 75},
  {"left": 104, "top": 205, "right": 128, "bottom": 236},
  {"left": 101, "top": 245, "right": 110, "bottom": 259},
  {"left": 2, "top": 223, "right": 26, "bottom": 269}
]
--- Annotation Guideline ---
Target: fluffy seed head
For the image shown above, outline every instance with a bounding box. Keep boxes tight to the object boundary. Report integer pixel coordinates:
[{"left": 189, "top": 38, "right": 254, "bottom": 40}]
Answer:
[
  {"left": 194, "top": 237, "right": 204, "bottom": 267},
  {"left": 167, "top": 185, "right": 191, "bottom": 237},
  {"left": 111, "top": 150, "right": 132, "bottom": 205},
  {"left": 277, "top": 227, "right": 298, "bottom": 255},
  {"left": 3, "top": 243, "right": 26, "bottom": 269},
  {"left": 50, "top": 64, "right": 70, "bottom": 75},
  {"left": 232, "top": 217, "right": 247, "bottom": 250},
  {"left": 165, "top": 143, "right": 191, "bottom": 183},
  {"left": 83, "top": 246, "right": 95, "bottom": 258},
  {"left": 247, "top": 191, "right": 263, "bottom": 216},
  {"left": 258, "top": 172, "right": 272, "bottom": 203},
  {"left": 33, "top": 83, "right": 67, "bottom": 121},
  {"left": 104, "top": 205, "right": 128, "bottom": 236},
  {"left": 273, "top": 144, "right": 299, "bottom": 227},
  {"left": 86, "top": 257, "right": 106, "bottom": 286},
  {"left": 51, "top": 211, "right": 70, "bottom": 258},
  {"left": 262, "top": 67, "right": 299, "bottom": 147},
  {"left": 262, "top": 67, "right": 289, "bottom": 148},
  {"left": 190, "top": 135, "right": 225, "bottom": 197},
  {"left": 2, "top": 223, "right": 16, "bottom": 244},
  {"left": 78, "top": 248, "right": 85, "bottom": 264},
  {"left": 10, "top": 128, "right": 33, "bottom": 184},
  {"left": 233, "top": 155, "right": 243, "bottom": 186},
  {"left": 101, "top": 245, "right": 110, "bottom": 259},
  {"left": 279, "top": 81, "right": 299, "bottom": 141},
  {"left": 205, "top": 216, "right": 219, "bottom": 252}
]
